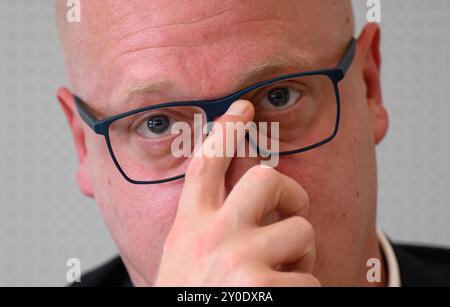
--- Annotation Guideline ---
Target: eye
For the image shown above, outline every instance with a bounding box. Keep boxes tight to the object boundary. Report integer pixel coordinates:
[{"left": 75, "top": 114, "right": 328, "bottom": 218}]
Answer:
[
  {"left": 259, "top": 86, "right": 301, "bottom": 110},
  {"left": 136, "top": 114, "right": 173, "bottom": 139}
]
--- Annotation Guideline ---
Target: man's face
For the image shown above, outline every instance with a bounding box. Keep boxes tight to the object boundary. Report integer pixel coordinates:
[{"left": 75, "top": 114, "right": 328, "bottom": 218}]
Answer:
[{"left": 57, "top": 0, "right": 388, "bottom": 285}]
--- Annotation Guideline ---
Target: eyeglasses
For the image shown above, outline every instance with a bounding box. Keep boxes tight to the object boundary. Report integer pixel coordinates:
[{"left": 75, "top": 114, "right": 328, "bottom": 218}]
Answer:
[{"left": 74, "top": 38, "right": 356, "bottom": 184}]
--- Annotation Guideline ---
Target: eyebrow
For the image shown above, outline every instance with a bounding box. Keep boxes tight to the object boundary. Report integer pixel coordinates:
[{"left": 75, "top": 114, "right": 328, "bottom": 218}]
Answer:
[
  {"left": 234, "top": 53, "right": 315, "bottom": 89},
  {"left": 117, "top": 52, "right": 315, "bottom": 111},
  {"left": 121, "top": 80, "right": 176, "bottom": 102}
]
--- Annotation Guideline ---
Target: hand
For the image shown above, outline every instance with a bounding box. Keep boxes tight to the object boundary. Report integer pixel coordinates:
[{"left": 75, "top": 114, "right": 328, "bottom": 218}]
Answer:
[{"left": 154, "top": 100, "right": 320, "bottom": 287}]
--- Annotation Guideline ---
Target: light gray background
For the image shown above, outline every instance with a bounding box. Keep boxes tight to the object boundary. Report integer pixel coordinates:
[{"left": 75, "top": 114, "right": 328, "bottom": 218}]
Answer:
[{"left": 0, "top": 0, "right": 449, "bottom": 286}]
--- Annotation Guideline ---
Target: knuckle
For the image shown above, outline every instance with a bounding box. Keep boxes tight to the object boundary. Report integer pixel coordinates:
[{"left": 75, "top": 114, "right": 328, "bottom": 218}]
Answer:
[
  {"left": 286, "top": 178, "right": 310, "bottom": 214},
  {"left": 245, "top": 165, "right": 280, "bottom": 183},
  {"left": 297, "top": 185, "right": 310, "bottom": 207},
  {"left": 288, "top": 216, "right": 315, "bottom": 242},
  {"left": 303, "top": 221, "right": 315, "bottom": 242}
]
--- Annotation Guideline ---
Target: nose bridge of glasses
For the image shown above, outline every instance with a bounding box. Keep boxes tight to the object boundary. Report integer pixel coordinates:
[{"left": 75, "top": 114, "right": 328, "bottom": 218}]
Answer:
[{"left": 199, "top": 96, "right": 239, "bottom": 121}]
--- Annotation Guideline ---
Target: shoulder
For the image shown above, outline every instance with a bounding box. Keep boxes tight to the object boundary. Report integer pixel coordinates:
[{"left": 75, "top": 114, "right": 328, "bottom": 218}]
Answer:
[
  {"left": 392, "top": 242, "right": 450, "bottom": 286},
  {"left": 69, "top": 256, "right": 132, "bottom": 287}
]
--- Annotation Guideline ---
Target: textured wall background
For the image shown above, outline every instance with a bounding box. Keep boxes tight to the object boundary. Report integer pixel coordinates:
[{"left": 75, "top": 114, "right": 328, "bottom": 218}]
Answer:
[{"left": 0, "top": 0, "right": 449, "bottom": 286}]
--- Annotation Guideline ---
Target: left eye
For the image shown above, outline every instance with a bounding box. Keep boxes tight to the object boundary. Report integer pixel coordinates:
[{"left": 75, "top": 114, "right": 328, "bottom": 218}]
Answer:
[{"left": 259, "top": 87, "right": 301, "bottom": 110}]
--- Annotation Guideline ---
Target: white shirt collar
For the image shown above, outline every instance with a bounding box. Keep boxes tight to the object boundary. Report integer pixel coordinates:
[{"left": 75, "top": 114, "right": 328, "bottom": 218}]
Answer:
[{"left": 377, "top": 228, "right": 401, "bottom": 287}]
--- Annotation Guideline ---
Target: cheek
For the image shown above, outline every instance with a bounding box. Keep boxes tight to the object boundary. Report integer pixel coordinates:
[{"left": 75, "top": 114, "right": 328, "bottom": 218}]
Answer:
[
  {"left": 86, "top": 134, "right": 184, "bottom": 272},
  {"left": 87, "top": 133, "right": 182, "bottom": 228},
  {"left": 274, "top": 75, "right": 377, "bottom": 244},
  {"left": 96, "top": 174, "right": 182, "bottom": 240}
]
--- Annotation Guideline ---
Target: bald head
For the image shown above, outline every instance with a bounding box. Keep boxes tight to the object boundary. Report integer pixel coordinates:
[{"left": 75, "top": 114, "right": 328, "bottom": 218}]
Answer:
[{"left": 56, "top": 0, "right": 354, "bottom": 108}]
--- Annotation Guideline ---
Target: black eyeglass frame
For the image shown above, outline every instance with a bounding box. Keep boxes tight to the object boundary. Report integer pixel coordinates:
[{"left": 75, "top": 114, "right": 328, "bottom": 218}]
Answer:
[{"left": 74, "top": 38, "right": 356, "bottom": 184}]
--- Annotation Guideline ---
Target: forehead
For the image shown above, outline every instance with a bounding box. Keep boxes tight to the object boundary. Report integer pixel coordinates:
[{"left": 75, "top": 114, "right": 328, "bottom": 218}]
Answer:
[{"left": 64, "top": 0, "right": 352, "bottom": 114}]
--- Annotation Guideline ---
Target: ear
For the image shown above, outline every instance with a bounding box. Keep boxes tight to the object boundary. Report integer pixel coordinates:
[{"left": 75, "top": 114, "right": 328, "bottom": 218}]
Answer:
[
  {"left": 57, "top": 87, "right": 94, "bottom": 198},
  {"left": 357, "top": 23, "right": 389, "bottom": 145}
]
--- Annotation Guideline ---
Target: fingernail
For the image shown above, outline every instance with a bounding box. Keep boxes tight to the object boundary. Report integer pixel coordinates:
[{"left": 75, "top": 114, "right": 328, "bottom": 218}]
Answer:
[{"left": 226, "top": 100, "right": 249, "bottom": 116}]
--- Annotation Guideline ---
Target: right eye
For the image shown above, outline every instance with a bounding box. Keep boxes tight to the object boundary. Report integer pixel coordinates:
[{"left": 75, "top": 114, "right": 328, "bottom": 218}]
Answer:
[{"left": 136, "top": 114, "right": 173, "bottom": 139}]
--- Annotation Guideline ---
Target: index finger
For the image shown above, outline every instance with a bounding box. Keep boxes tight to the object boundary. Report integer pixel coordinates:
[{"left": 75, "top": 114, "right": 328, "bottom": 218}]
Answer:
[{"left": 180, "top": 100, "right": 255, "bottom": 211}]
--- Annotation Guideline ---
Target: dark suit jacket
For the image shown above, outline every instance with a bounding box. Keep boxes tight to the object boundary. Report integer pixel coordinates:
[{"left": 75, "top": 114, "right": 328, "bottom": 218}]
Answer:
[{"left": 71, "top": 243, "right": 450, "bottom": 287}]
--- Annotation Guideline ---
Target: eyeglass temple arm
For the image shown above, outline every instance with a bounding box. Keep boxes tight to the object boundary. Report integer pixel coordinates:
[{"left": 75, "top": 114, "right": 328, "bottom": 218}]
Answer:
[
  {"left": 337, "top": 38, "right": 356, "bottom": 78},
  {"left": 74, "top": 95, "right": 101, "bottom": 133}
]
